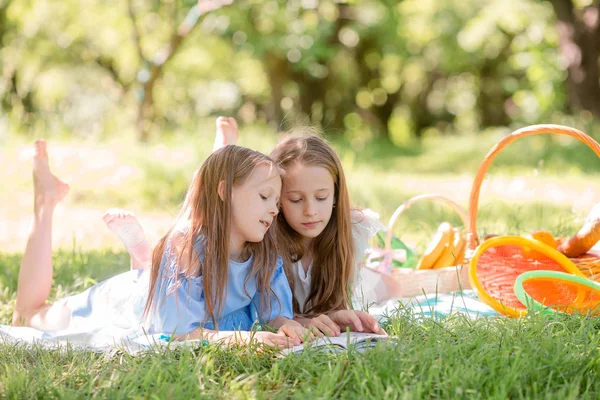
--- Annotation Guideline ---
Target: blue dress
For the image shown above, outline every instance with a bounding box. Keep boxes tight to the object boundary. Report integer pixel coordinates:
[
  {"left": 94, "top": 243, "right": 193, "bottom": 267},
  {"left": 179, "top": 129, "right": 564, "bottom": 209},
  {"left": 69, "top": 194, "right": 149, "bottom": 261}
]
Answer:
[{"left": 62, "top": 233, "right": 293, "bottom": 335}]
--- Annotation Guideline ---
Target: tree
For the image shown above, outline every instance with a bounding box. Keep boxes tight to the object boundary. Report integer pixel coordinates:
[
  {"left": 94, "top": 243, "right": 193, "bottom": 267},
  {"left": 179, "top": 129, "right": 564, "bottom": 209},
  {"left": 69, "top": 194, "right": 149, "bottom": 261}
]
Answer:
[
  {"left": 127, "top": 0, "right": 233, "bottom": 141},
  {"left": 547, "top": 0, "right": 600, "bottom": 117},
  {"left": 1, "top": 0, "right": 232, "bottom": 140},
  {"left": 0, "top": 0, "right": 577, "bottom": 142},
  {"left": 0, "top": 1, "right": 35, "bottom": 122}
]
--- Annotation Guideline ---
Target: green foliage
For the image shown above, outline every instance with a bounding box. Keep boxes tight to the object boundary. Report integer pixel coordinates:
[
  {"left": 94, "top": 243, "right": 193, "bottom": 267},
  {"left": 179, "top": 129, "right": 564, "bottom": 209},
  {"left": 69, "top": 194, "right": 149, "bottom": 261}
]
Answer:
[{"left": 2, "top": 0, "right": 593, "bottom": 142}]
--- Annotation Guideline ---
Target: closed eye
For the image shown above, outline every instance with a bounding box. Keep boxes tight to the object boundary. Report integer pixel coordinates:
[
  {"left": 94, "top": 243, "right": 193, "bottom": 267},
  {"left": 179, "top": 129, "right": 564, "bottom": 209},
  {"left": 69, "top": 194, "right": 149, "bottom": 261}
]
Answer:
[
  {"left": 316, "top": 197, "right": 328, "bottom": 201},
  {"left": 260, "top": 195, "right": 268, "bottom": 200},
  {"left": 289, "top": 199, "right": 301, "bottom": 203}
]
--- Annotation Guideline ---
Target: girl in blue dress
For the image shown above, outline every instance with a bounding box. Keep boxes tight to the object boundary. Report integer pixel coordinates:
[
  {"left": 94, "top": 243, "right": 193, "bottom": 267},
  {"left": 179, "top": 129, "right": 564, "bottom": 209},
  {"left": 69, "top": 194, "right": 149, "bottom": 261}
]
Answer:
[{"left": 11, "top": 140, "right": 309, "bottom": 348}]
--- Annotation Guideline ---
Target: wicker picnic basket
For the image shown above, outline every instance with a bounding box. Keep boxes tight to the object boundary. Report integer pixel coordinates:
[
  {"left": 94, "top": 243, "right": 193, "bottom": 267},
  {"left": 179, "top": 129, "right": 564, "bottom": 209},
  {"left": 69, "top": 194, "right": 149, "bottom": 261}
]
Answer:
[
  {"left": 378, "top": 194, "right": 471, "bottom": 298},
  {"left": 465, "top": 124, "right": 600, "bottom": 316}
]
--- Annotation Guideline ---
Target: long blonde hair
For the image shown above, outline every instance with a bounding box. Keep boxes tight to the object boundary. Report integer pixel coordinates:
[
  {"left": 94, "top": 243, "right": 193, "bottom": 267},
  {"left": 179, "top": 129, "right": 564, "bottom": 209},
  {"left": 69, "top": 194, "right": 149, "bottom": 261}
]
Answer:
[
  {"left": 143, "top": 145, "right": 281, "bottom": 328},
  {"left": 270, "top": 136, "right": 354, "bottom": 315}
]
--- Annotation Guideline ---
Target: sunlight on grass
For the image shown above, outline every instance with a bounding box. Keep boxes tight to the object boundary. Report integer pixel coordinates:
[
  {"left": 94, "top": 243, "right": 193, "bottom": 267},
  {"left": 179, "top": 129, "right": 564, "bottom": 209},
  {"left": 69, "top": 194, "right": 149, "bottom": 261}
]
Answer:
[{"left": 2, "top": 123, "right": 600, "bottom": 252}]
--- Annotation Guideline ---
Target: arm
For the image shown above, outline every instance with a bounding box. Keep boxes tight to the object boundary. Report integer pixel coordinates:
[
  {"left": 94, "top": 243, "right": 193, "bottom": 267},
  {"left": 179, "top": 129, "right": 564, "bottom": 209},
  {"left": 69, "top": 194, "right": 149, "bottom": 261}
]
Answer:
[
  {"left": 253, "top": 257, "right": 314, "bottom": 343},
  {"left": 327, "top": 309, "right": 385, "bottom": 334},
  {"left": 174, "top": 327, "right": 297, "bottom": 348}
]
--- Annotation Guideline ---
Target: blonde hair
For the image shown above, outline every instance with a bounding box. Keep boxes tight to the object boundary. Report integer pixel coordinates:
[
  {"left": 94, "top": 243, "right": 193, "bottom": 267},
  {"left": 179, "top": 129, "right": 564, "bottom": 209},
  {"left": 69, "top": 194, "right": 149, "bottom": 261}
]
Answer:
[
  {"left": 143, "top": 145, "right": 281, "bottom": 329},
  {"left": 270, "top": 135, "right": 354, "bottom": 315}
]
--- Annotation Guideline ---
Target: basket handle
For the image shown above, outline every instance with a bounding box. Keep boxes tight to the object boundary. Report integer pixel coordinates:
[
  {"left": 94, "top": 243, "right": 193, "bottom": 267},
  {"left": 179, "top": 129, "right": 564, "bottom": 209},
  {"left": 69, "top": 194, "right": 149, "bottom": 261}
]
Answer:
[
  {"left": 384, "top": 194, "right": 468, "bottom": 261},
  {"left": 467, "top": 124, "right": 600, "bottom": 251}
]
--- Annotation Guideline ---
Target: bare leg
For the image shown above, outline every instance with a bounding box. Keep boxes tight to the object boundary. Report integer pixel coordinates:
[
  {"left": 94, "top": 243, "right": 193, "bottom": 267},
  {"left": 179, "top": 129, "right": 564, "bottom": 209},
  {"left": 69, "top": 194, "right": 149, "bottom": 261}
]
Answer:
[
  {"left": 12, "top": 140, "right": 71, "bottom": 330},
  {"left": 212, "top": 116, "right": 239, "bottom": 152},
  {"left": 103, "top": 208, "right": 151, "bottom": 270}
]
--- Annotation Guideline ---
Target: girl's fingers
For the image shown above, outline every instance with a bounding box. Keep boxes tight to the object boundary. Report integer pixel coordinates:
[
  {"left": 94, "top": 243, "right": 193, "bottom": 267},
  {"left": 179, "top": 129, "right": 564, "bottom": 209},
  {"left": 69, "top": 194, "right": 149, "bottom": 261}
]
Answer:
[
  {"left": 357, "top": 311, "right": 380, "bottom": 333},
  {"left": 268, "top": 334, "right": 294, "bottom": 348},
  {"left": 293, "top": 327, "right": 313, "bottom": 342},
  {"left": 279, "top": 324, "right": 313, "bottom": 343},
  {"left": 282, "top": 325, "right": 303, "bottom": 342},
  {"left": 347, "top": 312, "right": 363, "bottom": 332},
  {"left": 269, "top": 339, "right": 290, "bottom": 348},
  {"left": 313, "top": 319, "right": 337, "bottom": 337},
  {"left": 321, "top": 316, "right": 341, "bottom": 336},
  {"left": 256, "top": 332, "right": 292, "bottom": 348},
  {"left": 282, "top": 325, "right": 299, "bottom": 339},
  {"left": 309, "top": 326, "right": 325, "bottom": 338}
]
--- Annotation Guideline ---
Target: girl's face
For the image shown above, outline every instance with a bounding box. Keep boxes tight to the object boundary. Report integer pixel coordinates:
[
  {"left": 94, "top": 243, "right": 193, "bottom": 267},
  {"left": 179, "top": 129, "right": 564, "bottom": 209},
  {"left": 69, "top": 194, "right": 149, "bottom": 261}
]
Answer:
[
  {"left": 280, "top": 163, "right": 335, "bottom": 242},
  {"left": 230, "top": 163, "right": 281, "bottom": 248}
]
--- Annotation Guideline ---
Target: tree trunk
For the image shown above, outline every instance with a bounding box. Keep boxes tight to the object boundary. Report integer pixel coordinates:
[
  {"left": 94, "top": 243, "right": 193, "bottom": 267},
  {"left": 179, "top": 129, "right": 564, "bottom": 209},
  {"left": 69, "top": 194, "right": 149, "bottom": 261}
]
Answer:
[
  {"left": 549, "top": 0, "right": 600, "bottom": 116},
  {"left": 130, "top": 0, "right": 232, "bottom": 141},
  {"left": 477, "top": 37, "right": 513, "bottom": 127},
  {"left": 263, "top": 52, "right": 287, "bottom": 130},
  {"left": 1, "top": 5, "right": 35, "bottom": 116},
  {"left": 137, "top": 73, "right": 158, "bottom": 142}
]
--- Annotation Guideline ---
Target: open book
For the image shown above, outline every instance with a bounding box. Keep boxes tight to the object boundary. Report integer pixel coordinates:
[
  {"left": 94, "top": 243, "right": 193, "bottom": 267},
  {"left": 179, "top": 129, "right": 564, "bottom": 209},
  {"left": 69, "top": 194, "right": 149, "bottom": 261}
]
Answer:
[{"left": 282, "top": 332, "right": 389, "bottom": 355}]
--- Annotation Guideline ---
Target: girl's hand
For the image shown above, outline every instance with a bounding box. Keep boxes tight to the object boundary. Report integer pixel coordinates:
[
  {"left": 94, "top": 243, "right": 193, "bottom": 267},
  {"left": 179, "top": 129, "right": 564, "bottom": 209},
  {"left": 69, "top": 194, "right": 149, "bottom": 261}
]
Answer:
[
  {"left": 246, "top": 331, "right": 297, "bottom": 348},
  {"left": 174, "top": 328, "right": 297, "bottom": 348},
  {"left": 297, "top": 314, "right": 341, "bottom": 338},
  {"left": 327, "top": 310, "right": 385, "bottom": 334},
  {"left": 277, "top": 319, "right": 314, "bottom": 343}
]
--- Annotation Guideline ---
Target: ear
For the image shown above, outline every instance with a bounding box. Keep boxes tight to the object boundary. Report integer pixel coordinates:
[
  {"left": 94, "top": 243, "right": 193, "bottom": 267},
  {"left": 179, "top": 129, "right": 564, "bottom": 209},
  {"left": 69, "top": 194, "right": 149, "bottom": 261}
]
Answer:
[{"left": 218, "top": 180, "right": 226, "bottom": 201}]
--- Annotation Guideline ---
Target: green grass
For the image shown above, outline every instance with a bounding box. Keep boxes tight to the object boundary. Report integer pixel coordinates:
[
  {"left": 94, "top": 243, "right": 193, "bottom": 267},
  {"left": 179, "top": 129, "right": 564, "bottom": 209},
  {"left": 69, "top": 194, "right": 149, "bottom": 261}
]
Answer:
[
  {"left": 2, "top": 270, "right": 600, "bottom": 398},
  {"left": 333, "top": 124, "right": 600, "bottom": 175},
  {"left": 2, "top": 203, "right": 600, "bottom": 398},
  {"left": 2, "top": 126, "right": 600, "bottom": 398}
]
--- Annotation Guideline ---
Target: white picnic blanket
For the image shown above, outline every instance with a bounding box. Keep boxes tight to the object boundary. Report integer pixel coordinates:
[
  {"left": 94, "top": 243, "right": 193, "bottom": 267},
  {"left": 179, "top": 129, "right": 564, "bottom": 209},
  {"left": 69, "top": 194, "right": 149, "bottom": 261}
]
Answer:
[
  {"left": 364, "top": 290, "right": 499, "bottom": 321},
  {"left": 0, "top": 325, "right": 164, "bottom": 355},
  {"left": 0, "top": 290, "right": 498, "bottom": 354}
]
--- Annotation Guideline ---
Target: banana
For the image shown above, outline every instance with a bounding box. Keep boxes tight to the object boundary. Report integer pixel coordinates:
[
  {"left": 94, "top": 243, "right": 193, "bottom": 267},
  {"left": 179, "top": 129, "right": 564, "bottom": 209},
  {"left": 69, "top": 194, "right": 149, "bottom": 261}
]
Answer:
[
  {"left": 453, "top": 228, "right": 466, "bottom": 266},
  {"left": 417, "top": 222, "right": 453, "bottom": 270},
  {"left": 431, "top": 227, "right": 456, "bottom": 269}
]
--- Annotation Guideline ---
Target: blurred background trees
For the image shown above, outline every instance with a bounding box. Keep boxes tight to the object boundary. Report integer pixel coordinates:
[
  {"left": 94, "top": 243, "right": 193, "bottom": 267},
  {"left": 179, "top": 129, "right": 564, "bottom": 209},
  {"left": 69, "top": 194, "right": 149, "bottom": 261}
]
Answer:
[{"left": 1, "top": 0, "right": 599, "bottom": 144}]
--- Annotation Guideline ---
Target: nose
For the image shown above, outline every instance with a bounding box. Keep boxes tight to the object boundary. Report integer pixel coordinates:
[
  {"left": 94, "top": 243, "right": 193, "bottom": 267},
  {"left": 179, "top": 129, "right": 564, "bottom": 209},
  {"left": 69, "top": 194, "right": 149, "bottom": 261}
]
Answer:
[
  {"left": 268, "top": 201, "right": 279, "bottom": 216},
  {"left": 303, "top": 201, "right": 317, "bottom": 217}
]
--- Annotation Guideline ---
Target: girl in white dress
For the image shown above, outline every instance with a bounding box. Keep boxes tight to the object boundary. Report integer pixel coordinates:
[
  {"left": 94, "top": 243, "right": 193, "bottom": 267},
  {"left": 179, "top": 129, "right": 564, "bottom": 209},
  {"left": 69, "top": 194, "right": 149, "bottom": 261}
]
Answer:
[{"left": 269, "top": 135, "right": 385, "bottom": 337}]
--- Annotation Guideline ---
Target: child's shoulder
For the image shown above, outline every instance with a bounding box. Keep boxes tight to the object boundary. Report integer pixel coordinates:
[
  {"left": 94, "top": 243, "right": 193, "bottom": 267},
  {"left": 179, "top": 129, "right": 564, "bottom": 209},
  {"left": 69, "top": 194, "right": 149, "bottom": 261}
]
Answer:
[
  {"left": 170, "top": 221, "right": 206, "bottom": 249},
  {"left": 162, "top": 223, "right": 206, "bottom": 277}
]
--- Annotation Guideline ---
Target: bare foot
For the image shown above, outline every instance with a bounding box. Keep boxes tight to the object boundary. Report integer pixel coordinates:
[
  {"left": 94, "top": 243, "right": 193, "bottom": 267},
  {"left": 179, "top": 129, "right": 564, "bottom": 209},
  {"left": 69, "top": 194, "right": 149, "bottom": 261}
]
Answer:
[
  {"left": 212, "top": 116, "right": 239, "bottom": 152},
  {"left": 103, "top": 208, "right": 151, "bottom": 270},
  {"left": 33, "top": 139, "right": 70, "bottom": 209}
]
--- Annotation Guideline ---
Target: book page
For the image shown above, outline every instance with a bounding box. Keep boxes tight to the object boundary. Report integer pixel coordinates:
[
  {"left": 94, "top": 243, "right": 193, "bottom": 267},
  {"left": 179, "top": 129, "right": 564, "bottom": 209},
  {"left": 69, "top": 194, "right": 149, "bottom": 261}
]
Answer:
[{"left": 283, "top": 332, "right": 388, "bottom": 355}]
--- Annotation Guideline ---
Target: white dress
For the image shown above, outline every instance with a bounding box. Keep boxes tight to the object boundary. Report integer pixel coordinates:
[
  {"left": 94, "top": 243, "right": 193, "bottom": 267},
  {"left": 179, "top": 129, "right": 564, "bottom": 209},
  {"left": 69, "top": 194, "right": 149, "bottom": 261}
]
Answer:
[{"left": 291, "top": 208, "right": 387, "bottom": 313}]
